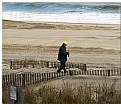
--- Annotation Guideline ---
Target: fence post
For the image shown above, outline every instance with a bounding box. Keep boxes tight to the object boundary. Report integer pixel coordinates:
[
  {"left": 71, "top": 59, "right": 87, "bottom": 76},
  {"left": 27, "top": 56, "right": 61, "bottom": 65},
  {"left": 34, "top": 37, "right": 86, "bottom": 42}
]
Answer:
[
  {"left": 117, "top": 68, "right": 119, "bottom": 76},
  {"left": 79, "top": 70, "right": 82, "bottom": 75},
  {"left": 2, "top": 75, "right": 4, "bottom": 86},
  {"left": 27, "top": 73, "right": 29, "bottom": 86},
  {"left": 69, "top": 70, "right": 73, "bottom": 76},
  {"left": 44, "top": 73, "right": 46, "bottom": 81},
  {"left": 92, "top": 70, "right": 94, "bottom": 75},
  {"left": 22, "top": 74, "right": 25, "bottom": 87},
  {"left": 108, "top": 69, "right": 110, "bottom": 77},
  {"left": 54, "top": 72, "right": 56, "bottom": 78},
  {"left": 114, "top": 69, "right": 116, "bottom": 76},
  {"left": 111, "top": 69, "right": 113, "bottom": 76},
  {"left": 119, "top": 68, "right": 121, "bottom": 76},
  {"left": 10, "top": 61, "right": 12, "bottom": 70},
  {"left": 13, "top": 61, "right": 15, "bottom": 69},
  {"left": 100, "top": 70, "right": 102, "bottom": 76},
  {"left": 39, "top": 73, "right": 41, "bottom": 83},
  {"left": 97, "top": 70, "right": 99, "bottom": 76},
  {"left": 94, "top": 70, "right": 96, "bottom": 76},
  {"left": 46, "top": 61, "right": 49, "bottom": 68},
  {"left": 42, "top": 73, "right": 44, "bottom": 81},
  {"left": 86, "top": 70, "right": 89, "bottom": 75},
  {"left": 48, "top": 73, "right": 51, "bottom": 80},
  {"left": 34, "top": 73, "right": 36, "bottom": 84},
  {"left": 73, "top": 70, "right": 76, "bottom": 75},
  {"left": 84, "top": 64, "right": 87, "bottom": 71}
]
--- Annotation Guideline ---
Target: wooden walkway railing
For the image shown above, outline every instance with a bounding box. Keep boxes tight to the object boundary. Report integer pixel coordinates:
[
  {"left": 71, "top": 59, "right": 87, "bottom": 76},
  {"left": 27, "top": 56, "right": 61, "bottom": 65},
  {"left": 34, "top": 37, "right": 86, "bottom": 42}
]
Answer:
[{"left": 2, "top": 68, "right": 121, "bottom": 87}]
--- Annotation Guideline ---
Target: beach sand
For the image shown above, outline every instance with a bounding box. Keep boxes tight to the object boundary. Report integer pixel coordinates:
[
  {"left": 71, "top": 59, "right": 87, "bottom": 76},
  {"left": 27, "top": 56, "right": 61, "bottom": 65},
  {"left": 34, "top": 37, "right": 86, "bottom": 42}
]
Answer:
[
  {"left": 2, "top": 20, "right": 121, "bottom": 71},
  {"left": 2, "top": 20, "right": 121, "bottom": 90},
  {"left": 3, "top": 20, "right": 120, "bottom": 50},
  {"left": 2, "top": 20, "right": 121, "bottom": 67}
]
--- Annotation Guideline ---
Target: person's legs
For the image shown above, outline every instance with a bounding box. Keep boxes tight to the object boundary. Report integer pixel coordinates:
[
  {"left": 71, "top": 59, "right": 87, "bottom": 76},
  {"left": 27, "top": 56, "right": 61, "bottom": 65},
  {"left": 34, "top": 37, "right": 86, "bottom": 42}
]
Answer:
[
  {"left": 61, "top": 61, "right": 66, "bottom": 73},
  {"left": 57, "top": 61, "right": 66, "bottom": 73}
]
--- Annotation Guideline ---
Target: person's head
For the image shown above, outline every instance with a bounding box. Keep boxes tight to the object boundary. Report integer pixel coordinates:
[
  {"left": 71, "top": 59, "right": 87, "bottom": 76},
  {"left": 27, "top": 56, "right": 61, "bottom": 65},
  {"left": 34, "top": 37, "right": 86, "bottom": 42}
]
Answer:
[{"left": 62, "top": 41, "right": 67, "bottom": 47}]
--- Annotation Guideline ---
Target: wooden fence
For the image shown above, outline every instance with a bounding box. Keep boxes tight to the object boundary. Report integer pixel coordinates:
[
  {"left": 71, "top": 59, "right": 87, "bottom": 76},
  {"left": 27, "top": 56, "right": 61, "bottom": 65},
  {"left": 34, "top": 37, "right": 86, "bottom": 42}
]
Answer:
[
  {"left": 9, "top": 60, "right": 87, "bottom": 71},
  {"left": 2, "top": 68, "right": 121, "bottom": 87}
]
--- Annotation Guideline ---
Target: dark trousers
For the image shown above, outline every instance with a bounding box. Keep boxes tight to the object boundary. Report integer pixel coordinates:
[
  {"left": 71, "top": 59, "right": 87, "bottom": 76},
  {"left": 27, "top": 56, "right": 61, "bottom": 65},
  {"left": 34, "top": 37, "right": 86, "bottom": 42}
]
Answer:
[{"left": 57, "top": 61, "right": 66, "bottom": 73}]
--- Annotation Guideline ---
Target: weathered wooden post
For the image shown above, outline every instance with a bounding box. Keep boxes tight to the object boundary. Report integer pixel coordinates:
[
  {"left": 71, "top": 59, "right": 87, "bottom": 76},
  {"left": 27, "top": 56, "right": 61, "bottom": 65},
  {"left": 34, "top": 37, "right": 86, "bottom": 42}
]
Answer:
[
  {"left": 39, "top": 73, "right": 42, "bottom": 83},
  {"left": 46, "top": 61, "right": 49, "bottom": 68},
  {"left": 111, "top": 69, "right": 113, "bottom": 76},
  {"left": 34, "top": 73, "right": 36, "bottom": 84},
  {"left": 42, "top": 73, "right": 44, "bottom": 81},
  {"left": 69, "top": 70, "right": 73, "bottom": 76},
  {"left": 92, "top": 70, "right": 94, "bottom": 75},
  {"left": 102, "top": 70, "right": 105, "bottom": 76},
  {"left": 108, "top": 69, "right": 110, "bottom": 77},
  {"left": 74, "top": 70, "right": 76, "bottom": 75},
  {"left": 48, "top": 73, "right": 51, "bottom": 80},
  {"left": 86, "top": 70, "right": 89, "bottom": 75},
  {"left": 97, "top": 70, "right": 99, "bottom": 76},
  {"left": 114, "top": 69, "right": 116, "bottom": 76},
  {"left": 100, "top": 70, "right": 102, "bottom": 76},
  {"left": 54, "top": 72, "right": 56, "bottom": 78},
  {"left": 46, "top": 73, "right": 49, "bottom": 81},
  {"left": 94, "top": 70, "right": 96, "bottom": 76},
  {"left": 84, "top": 64, "right": 87, "bottom": 71},
  {"left": 51, "top": 72, "right": 53, "bottom": 79},
  {"left": 117, "top": 68, "right": 119, "bottom": 76},
  {"left": 79, "top": 70, "right": 82, "bottom": 75},
  {"left": 10, "top": 61, "right": 12, "bottom": 70},
  {"left": 22, "top": 74, "right": 25, "bottom": 87}
]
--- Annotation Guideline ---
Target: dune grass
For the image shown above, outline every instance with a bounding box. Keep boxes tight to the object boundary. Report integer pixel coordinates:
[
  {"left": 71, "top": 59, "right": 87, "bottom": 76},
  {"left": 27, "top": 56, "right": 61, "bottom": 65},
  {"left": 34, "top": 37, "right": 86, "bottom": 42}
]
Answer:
[
  {"left": 23, "top": 82, "right": 121, "bottom": 104},
  {"left": 2, "top": 82, "right": 121, "bottom": 104}
]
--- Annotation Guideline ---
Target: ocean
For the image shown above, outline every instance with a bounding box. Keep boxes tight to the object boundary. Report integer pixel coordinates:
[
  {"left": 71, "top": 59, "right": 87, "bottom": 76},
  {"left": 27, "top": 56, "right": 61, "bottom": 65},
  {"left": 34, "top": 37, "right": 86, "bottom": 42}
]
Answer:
[{"left": 2, "top": 2, "right": 121, "bottom": 24}]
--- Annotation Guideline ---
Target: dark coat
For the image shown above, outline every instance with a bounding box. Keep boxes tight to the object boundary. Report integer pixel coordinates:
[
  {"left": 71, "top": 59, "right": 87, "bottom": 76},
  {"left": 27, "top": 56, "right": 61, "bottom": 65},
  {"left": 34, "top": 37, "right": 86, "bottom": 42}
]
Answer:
[{"left": 57, "top": 44, "right": 67, "bottom": 62}]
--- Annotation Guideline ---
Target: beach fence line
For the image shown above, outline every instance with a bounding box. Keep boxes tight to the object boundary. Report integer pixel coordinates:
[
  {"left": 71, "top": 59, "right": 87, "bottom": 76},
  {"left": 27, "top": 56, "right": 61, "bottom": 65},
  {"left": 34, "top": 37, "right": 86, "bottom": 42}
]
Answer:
[
  {"left": 9, "top": 60, "right": 87, "bottom": 71},
  {"left": 2, "top": 68, "right": 121, "bottom": 87}
]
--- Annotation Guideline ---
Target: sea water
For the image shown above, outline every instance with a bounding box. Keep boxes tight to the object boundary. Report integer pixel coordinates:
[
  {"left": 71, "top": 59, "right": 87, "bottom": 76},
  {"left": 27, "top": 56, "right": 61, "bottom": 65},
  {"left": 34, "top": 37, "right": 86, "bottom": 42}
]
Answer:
[{"left": 2, "top": 2, "right": 121, "bottom": 24}]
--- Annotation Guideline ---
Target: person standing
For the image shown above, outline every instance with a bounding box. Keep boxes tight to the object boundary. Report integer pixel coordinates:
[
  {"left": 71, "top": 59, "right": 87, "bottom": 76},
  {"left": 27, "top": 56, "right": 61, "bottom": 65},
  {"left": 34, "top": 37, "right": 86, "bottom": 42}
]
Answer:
[{"left": 57, "top": 41, "right": 69, "bottom": 73}]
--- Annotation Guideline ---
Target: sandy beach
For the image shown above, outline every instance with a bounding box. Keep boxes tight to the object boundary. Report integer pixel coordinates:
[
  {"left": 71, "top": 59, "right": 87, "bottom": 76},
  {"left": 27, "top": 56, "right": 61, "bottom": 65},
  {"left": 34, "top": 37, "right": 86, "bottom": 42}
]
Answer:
[
  {"left": 2, "top": 20, "right": 120, "bottom": 70},
  {"left": 3, "top": 20, "right": 120, "bottom": 50}
]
